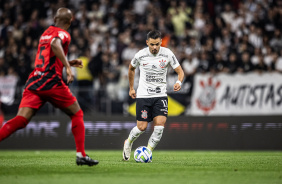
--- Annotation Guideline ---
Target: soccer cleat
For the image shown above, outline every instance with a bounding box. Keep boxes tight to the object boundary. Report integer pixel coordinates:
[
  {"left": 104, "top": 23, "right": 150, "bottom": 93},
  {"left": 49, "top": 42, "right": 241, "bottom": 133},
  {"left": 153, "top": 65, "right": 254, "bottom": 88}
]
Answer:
[
  {"left": 123, "top": 139, "right": 132, "bottom": 161},
  {"left": 76, "top": 155, "right": 99, "bottom": 166}
]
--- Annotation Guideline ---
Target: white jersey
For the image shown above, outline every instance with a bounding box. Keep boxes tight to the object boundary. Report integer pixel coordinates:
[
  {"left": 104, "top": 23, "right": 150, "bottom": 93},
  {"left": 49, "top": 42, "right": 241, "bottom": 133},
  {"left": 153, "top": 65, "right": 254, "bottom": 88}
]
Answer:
[{"left": 131, "top": 46, "right": 180, "bottom": 98}]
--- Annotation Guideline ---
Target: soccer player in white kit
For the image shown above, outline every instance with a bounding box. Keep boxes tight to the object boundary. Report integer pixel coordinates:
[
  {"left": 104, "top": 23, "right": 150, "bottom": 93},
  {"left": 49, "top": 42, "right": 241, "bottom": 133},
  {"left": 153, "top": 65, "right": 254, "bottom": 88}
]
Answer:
[{"left": 123, "top": 30, "right": 184, "bottom": 161}]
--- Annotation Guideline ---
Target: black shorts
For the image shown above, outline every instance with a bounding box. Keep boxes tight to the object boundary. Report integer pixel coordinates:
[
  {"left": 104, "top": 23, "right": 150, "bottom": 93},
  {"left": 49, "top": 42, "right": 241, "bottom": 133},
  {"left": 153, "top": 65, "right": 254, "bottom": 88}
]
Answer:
[{"left": 136, "top": 97, "right": 168, "bottom": 122}]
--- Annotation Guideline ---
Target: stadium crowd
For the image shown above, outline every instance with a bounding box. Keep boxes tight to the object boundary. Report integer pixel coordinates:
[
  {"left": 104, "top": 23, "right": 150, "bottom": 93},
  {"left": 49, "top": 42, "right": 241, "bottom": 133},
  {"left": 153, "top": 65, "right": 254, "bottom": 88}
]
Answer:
[{"left": 0, "top": 0, "right": 282, "bottom": 114}]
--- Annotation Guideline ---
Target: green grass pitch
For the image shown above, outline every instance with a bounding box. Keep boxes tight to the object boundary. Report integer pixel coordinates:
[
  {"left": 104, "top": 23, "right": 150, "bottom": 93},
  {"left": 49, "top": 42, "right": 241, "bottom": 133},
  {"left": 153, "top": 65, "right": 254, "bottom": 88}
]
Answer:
[{"left": 0, "top": 150, "right": 281, "bottom": 184}]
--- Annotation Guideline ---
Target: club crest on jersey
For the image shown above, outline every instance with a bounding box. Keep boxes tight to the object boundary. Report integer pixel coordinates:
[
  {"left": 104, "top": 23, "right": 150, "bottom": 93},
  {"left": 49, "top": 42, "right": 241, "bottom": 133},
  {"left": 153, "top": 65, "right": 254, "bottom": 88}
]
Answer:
[
  {"left": 141, "top": 110, "right": 148, "bottom": 119},
  {"left": 159, "top": 59, "right": 166, "bottom": 68}
]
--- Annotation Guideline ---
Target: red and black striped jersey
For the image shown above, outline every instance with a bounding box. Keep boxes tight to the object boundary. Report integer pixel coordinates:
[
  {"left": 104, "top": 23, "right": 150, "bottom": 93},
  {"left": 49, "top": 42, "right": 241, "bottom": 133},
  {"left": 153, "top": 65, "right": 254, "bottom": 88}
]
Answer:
[{"left": 25, "top": 26, "right": 71, "bottom": 91}]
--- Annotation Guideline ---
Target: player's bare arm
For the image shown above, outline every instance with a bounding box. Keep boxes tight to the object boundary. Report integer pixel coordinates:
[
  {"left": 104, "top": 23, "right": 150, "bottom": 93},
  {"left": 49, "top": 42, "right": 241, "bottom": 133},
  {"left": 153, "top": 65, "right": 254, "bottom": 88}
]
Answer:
[
  {"left": 128, "top": 64, "right": 136, "bottom": 99},
  {"left": 51, "top": 37, "right": 74, "bottom": 84},
  {"left": 173, "top": 65, "right": 184, "bottom": 92}
]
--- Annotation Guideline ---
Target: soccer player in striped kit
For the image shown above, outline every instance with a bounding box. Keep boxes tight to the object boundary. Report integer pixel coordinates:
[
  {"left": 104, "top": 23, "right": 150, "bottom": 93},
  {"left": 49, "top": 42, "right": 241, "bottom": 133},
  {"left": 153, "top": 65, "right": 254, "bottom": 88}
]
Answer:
[{"left": 0, "top": 8, "right": 98, "bottom": 166}]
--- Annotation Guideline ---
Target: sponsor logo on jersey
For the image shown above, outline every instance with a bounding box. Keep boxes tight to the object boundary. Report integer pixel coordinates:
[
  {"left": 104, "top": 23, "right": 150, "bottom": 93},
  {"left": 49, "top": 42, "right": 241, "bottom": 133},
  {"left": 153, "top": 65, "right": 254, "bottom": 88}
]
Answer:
[
  {"left": 152, "top": 65, "right": 157, "bottom": 69},
  {"left": 143, "top": 63, "right": 149, "bottom": 66},
  {"left": 141, "top": 110, "right": 148, "bottom": 119},
  {"left": 159, "top": 59, "right": 166, "bottom": 68},
  {"left": 146, "top": 77, "right": 163, "bottom": 82},
  {"left": 34, "top": 70, "right": 45, "bottom": 76},
  {"left": 147, "top": 87, "right": 155, "bottom": 94},
  {"left": 159, "top": 54, "right": 168, "bottom": 58},
  {"left": 147, "top": 87, "right": 161, "bottom": 94},
  {"left": 139, "top": 54, "right": 149, "bottom": 60},
  {"left": 133, "top": 58, "right": 137, "bottom": 64},
  {"left": 146, "top": 72, "right": 164, "bottom": 76},
  {"left": 40, "top": 35, "right": 52, "bottom": 41},
  {"left": 156, "top": 87, "right": 161, "bottom": 93}
]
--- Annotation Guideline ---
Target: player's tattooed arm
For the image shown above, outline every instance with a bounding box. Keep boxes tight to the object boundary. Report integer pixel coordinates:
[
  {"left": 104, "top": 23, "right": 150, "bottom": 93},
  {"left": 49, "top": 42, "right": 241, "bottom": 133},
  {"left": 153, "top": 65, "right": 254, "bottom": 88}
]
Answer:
[
  {"left": 51, "top": 38, "right": 74, "bottom": 84},
  {"left": 173, "top": 65, "right": 184, "bottom": 92},
  {"left": 128, "top": 64, "right": 136, "bottom": 99}
]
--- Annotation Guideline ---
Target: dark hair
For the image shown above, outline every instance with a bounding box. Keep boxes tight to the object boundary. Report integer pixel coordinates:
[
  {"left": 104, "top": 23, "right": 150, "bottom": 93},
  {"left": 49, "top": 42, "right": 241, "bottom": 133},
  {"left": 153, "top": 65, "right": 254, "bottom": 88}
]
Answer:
[{"left": 147, "top": 30, "right": 162, "bottom": 40}]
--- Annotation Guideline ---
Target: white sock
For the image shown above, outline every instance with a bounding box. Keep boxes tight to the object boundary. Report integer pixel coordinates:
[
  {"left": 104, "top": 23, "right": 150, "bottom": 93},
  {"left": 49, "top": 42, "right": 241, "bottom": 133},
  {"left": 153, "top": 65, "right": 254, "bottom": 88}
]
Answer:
[
  {"left": 76, "top": 152, "right": 83, "bottom": 158},
  {"left": 127, "top": 126, "right": 144, "bottom": 145},
  {"left": 147, "top": 126, "right": 164, "bottom": 151}
]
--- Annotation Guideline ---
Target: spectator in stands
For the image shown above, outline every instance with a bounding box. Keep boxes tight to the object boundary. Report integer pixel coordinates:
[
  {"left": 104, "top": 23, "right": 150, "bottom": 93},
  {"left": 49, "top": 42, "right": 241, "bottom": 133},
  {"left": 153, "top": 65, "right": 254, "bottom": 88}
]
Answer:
[
  {"left": 105, "top": 52, "right": 121, "bottom": 101},
  {"left": 270, "top": 29, "right": 282, "bottom": 53},
  {"left": 182, "top": 53, "right": 199, "bottom": 78},
  {"left": 221, "top": 4, "right": 235, "bottom": 25},
  {"left": 197, "top": 51, "right": 211, "bottom": 73},
  {"left": 121, "top": 42, "right": 138, "bottom": 63},
  {"left": 254, "top": 55, "right": 268, "bottom": 74},
  {"left": 274, "top": 50, "right": 282, "bottom": 73},
  {"left": 263, "top": 46, "right": 275, "bottom": 72},
  {"left": 251, "top": 48, "right": 262, "bottom": 66},
  {"left": 116, "top": 59, "right": 130, "bottom": 102},
  {"left": 16, "top": 47, "right": 32, "bottom": 86},
  {"left": 211, "top": 52, "right": 226, "bottom": 74},
  {"left": 0, "top": 0, "right": 281, "bottom": 114},
  {"left": 76, "top": 49, "right": 94, "bottom": 112},
  {"left": 225, "top": 52, "right": 239, "bottom": 74},
  {"left": 238, "top": 52, "right": 254, "bottom": 73}
]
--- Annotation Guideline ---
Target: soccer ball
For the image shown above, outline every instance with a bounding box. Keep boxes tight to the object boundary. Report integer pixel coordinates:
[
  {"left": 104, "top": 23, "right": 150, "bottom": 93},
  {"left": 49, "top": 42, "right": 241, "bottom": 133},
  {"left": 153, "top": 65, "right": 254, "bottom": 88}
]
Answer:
[{"left": 134, "top": 146, "right": 152, "bottom": 163}]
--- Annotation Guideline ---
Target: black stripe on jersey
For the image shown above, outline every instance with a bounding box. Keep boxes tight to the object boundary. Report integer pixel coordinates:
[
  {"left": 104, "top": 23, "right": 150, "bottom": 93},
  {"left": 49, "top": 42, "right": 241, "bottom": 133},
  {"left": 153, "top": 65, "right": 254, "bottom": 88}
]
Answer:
[
  {"left": 44, "top": 56, "right": 56, "bottom": 72},
  {"left": 27, "top": 56, "right": 57, "bottom": 90},
  {"left": 40, "top": 76, "right": 62, "bottom": 90},
  {"left": 24, "top": 75, "right": 41, "bottom": 89},
  {"left": 27, "top": 68, "right": 56, "bottom": 90}
]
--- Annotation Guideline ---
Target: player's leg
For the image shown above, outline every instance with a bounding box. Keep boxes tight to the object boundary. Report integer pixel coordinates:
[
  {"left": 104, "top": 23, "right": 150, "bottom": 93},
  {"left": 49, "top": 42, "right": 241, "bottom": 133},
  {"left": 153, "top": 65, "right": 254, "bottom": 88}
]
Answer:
[
  {"left": 147, "top": 116, "right": 166, "bottom": 151},
  {"left": 0, "top": 107, "right": 36, "bottom": 142},
  {"left": 51, "top": 86, "right": 98, "bottom": 166},
  {"left": 0, "top": 110, "right": 4, "bottom": 128},
  {"left": 147, "top": 97, "right": 168, "bottom": 151},
  {"left": 128, "top": 121, "right": 148, "bottom": 144},
  {"left": 123, "top": 121, "right": 147, "bottom": 161},
  {"left": 0, "top": 89, "right": 42, "bottom": 142},
  {"left": 61, "top": 101, "right": 98, "bottom": 166},
  {"left": 61, "top": 101, "right": 86, "bottom": 157},
  {"left": 123, "top": 98, "right": 152, "bottom": 161}
]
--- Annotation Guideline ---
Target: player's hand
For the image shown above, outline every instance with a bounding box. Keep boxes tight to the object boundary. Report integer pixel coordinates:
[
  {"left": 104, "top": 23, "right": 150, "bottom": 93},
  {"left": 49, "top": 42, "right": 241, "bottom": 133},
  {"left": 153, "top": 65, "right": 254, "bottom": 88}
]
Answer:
[
  {"left": 173, "top": 83, "right": 181, "bottom": 92},
  {"left": 66, "top": 67, "right": 74, "bottom": 84},
  {"left": 129, "top": 89, "right": 136, "bottom": 99},
  {"left": 69, "top": 59, "right": 83, "bottom": 68}
]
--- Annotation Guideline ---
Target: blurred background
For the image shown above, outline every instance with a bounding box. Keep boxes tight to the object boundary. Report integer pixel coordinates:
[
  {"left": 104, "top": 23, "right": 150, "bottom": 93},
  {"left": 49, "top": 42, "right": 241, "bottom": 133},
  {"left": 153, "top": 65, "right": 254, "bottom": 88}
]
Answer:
[{"left": 0, "top": 0, "right": 281, "bottom": 150}]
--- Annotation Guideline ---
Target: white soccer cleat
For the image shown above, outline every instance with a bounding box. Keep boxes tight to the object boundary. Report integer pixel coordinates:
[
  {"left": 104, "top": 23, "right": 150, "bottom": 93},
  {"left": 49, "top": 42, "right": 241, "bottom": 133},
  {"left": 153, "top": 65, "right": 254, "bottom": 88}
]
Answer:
[{"left": 123, "top": 139, "right": 132, "bottom": 161}]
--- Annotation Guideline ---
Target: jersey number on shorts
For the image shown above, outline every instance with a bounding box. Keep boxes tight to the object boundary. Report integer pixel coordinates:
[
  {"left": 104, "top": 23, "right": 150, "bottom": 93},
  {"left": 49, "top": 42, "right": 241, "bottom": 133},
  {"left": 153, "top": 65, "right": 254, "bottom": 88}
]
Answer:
[
  {"left": 36, "top": 46, "right": 45, "bottom": 68},
  {"left": 161, "top": 100, "right": 168, "bottom": 107}
]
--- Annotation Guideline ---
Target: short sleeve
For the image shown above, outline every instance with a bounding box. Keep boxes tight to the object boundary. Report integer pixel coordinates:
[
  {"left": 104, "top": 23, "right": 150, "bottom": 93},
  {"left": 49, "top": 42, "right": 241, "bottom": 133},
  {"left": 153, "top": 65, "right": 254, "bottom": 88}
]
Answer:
[
  {"left": 170, "top": 52, "right": 180, "bottom": 69},
  {"left": 130, "top": 54, "right": 140, "bottom": 68},
  {"left": 55, "top": 30, "right": 70, "bottom": 45}
]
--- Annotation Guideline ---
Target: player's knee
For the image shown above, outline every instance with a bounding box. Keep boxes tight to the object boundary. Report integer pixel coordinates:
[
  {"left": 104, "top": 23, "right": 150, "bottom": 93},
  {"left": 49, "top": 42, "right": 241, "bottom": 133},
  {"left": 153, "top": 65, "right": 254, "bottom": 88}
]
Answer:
[
  {"left": 71, "top": 109, "right": 83, "bottom": 118},
  {"left": 137, "top": 124, "right": 147, "bottom": 131}
]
